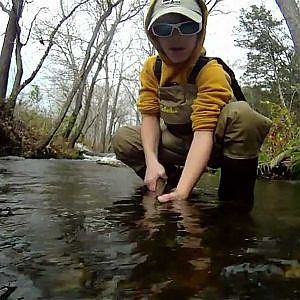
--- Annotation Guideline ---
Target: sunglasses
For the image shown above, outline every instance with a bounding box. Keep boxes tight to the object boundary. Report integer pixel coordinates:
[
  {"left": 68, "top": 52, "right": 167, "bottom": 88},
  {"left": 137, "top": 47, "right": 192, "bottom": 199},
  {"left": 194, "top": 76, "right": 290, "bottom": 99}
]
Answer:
[{"left": 151, "top": 21, "right": 201, "bottom": 38}]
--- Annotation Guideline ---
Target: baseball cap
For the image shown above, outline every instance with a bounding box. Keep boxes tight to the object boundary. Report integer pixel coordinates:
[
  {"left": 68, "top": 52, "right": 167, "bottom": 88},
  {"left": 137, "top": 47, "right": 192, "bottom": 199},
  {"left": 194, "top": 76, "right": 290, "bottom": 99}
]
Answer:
[{"left": 148, "top": 0, "right": 202, "bottom": 30}]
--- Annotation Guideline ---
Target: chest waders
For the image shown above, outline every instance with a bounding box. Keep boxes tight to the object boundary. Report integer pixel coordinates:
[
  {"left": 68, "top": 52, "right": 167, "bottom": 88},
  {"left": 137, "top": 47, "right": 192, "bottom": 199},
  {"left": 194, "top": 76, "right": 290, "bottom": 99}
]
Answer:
[
  {"left": 112, "top": 57, "right": 271, "bottom": 212},
  {"left": 154, "top": 55, "right": 246, "bottom": 137},
  {"left": 154, "top": 56, "right": 272, "bottom": 212}
]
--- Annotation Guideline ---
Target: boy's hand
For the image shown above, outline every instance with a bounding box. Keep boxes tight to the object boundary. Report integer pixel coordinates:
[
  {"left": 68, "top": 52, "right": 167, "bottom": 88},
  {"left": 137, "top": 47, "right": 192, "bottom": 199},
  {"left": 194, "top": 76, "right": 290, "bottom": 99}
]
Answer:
[
  {"left": 157, "top": 189, "right": 188, "bottom": 203},
  {"left": 144, "top": 161, "right": 167, "bottom": 192}
]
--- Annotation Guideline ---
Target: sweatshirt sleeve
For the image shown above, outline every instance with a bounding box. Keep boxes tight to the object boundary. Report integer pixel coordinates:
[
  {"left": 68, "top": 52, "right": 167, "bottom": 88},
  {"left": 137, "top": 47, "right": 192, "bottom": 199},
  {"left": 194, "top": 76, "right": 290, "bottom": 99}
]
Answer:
[
  {"left": 191, "top": 59, "right": 233, "bottom": 131},
  {"left": 136, "top": 56, "right": 160, "bottom": 115}
]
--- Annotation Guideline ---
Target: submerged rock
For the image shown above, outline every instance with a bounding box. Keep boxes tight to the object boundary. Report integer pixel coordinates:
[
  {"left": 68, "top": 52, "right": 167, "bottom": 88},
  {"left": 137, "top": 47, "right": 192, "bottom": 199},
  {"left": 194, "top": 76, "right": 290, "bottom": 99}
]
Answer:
[
  {"left": 222, "top": 262, "right": 284, "bottom": 279},
  {"left": 0, "top": 285, "right": 17, "bottom": 299}
]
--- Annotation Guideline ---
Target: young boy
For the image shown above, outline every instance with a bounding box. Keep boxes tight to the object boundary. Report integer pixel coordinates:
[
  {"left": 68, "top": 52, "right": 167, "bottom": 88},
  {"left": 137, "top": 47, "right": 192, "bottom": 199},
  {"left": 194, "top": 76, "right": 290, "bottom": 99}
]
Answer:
[{"left": 112, "top": 0, "right": 271, "bottom": 211}]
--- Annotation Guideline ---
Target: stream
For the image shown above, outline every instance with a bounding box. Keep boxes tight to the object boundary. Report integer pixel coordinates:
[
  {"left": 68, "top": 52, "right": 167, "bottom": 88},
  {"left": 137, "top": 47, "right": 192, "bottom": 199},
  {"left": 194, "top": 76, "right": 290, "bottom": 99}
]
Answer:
[{"left": 1, "top": 159, "right": 300, "bottom": 299}]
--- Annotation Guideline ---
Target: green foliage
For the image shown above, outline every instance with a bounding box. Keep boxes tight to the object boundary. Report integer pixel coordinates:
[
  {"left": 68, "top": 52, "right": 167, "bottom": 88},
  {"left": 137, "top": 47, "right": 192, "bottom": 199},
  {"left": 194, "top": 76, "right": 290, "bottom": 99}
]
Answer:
[
  {"left": 28, "top": 85, "right": 43, "bottom": 104},
  {"left": 16, "top": 107, "right": 53, "bottom": 140},
  {"left": 15, "top": 104, "right": 84, "bottom": 158},
  {"left": 236, "top": 4, "right": 300, "bottom": 172},
  {"left": 243, "top": 85, "right": 273, "bottom": 117},
  {"left": 235, "top": 5, "right": 297, "bottom": 109},
  {"left": 261, "top": 102, "right": 299, "bottom": 160},
  {"left": 291, "top": 141, "right": 300, "bottom": 179}
]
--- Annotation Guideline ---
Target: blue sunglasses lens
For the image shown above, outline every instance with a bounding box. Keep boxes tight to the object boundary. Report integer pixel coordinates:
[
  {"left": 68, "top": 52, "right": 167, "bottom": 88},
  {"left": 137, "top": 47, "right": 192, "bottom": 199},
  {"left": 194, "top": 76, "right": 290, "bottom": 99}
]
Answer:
[
  {"left": 180, "top": 22, "right": 200, "bottom": 34},
  {"left": 152, "top": 24, "right": 173, "bottom": 37}
]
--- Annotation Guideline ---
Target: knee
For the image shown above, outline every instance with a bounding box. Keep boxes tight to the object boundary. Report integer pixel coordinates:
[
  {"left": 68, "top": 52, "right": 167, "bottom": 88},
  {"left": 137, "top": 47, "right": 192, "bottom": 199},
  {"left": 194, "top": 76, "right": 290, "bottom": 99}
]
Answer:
[
  {"left": 226, "top": 101, "right": 252, "bottom": 120},
  {"left": 220, "top": 102, "right": 272, "bottom": 158},
  {"left": 226, "top": 101, "right": 271, "bottom": 133},
  {"left": 111, "top": 126, "right": 143, "bottom": 162},
  {"left": 111, "top": 127, "right": 130, "bottom": 158}
]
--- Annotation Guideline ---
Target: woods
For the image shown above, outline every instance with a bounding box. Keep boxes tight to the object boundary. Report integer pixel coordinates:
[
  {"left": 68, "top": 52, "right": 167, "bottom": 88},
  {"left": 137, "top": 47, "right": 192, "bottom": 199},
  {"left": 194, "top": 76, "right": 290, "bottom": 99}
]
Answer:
[
  {"left": 0, "top": 0, "right": 299, "bottom": 177},
  {"left": 0, "top": 0, "right": 148, "bottom": 155},
  {"left": 234, "top": 3, "right": 299, "bottom": 178}
]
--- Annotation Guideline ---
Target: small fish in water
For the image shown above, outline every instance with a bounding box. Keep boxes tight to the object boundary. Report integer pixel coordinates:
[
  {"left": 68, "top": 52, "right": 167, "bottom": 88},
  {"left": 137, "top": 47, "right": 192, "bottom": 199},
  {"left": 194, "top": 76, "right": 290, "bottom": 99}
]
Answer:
[
  {"left": 143, "top": 177, "right": 167, "bottom": 199},
  {"left": 155, "top": 178, "right": 167, "bottom": 197}
]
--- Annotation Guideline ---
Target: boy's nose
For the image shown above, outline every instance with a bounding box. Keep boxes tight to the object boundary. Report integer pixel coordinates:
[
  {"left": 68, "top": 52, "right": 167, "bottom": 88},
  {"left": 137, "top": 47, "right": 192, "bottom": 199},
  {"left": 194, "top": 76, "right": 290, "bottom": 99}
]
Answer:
[{"left": 172, "top": 28, "right": 181, "bottom": 37}]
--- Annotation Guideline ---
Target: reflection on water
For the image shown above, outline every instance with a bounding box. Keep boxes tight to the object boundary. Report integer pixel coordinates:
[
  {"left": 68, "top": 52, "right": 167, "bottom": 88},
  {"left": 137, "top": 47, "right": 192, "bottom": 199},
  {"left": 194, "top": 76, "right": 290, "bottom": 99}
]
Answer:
[{"left": 0, "top": 159, "right": 300, "bottom": 299}]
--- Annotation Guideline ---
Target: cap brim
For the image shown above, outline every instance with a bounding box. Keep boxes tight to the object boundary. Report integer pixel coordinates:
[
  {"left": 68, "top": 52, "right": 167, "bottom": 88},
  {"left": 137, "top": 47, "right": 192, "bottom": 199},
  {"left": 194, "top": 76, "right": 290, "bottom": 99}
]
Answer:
[{"left": 147, "top": 7, "right": 202, "bottom": 30}]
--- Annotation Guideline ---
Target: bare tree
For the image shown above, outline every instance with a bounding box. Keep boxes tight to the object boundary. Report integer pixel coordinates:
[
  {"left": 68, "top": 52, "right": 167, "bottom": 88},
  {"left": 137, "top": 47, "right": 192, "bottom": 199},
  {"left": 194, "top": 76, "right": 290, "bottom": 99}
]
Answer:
[
  {"left": 36, "top": 0, "right": 123, "bottom": 151},
  {"left": 68, "top": 21, "right": 119, "bottom": 149},
  {"left": 106, "top": 55, "right": 125, "bottom": 149},
  {"left": 275, "top": 0, "right": 300, "bottom": 75},
  {"left": 36, "top": 0, "right": 148, "bottom": 151},
  {"left": 0, "top": 0, "right": 24, "bottom": 114},
  {"left": 205, "top": 0, "right": 226, "bottom": 14},
  {"left": 0, "top": 0, "right": 89, "bottom": 119}
]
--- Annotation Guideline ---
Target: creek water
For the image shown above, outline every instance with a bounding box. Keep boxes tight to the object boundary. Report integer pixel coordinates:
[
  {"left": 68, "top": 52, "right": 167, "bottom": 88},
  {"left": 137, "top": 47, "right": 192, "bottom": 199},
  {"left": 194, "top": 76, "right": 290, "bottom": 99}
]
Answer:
[{"left": 0, "top": 159, "right": 300, "bottom": 300}]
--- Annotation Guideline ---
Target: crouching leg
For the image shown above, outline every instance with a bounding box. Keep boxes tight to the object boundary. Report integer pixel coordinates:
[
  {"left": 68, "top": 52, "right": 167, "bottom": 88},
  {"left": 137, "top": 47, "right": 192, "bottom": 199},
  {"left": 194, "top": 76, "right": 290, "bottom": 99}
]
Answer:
[
  {"left": 111, "top": 126, "right": 146, "bottom": 178},
  {"left": 112, "top": 125, "right": 189, "bottom": 192},
  {"left": 214, "top": 102, "right": 272, "bottom": 211}
]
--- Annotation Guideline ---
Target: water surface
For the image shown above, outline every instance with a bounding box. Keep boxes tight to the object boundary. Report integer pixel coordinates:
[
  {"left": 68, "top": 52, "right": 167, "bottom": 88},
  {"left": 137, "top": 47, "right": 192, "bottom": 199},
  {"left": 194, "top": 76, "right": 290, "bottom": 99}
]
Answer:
[{"left": 1, "top": 159, "right": 300, "bottom": 299}]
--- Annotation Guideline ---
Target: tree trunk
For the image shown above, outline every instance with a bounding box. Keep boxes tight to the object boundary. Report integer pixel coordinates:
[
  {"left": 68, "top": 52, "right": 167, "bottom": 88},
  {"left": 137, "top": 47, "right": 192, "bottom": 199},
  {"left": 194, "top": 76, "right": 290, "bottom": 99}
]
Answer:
[
  {"left": 68, "top": 62, "right": 101, "bottom": 148},
  {"left": 68, "top": 22, "right": 118, "bottom": 149},
  {"left": 68, "top": 87, "right": 92, "bottom": 149},
  {"left": 0, "top": 0, "right": 24, "bottom": 114},
  {"left": 99, "top": 57, "right": 110, "bottom": 152},
  {"left": 35, "top": 75, "right": 86, "bottom": 151},
  {"left": 275, "top": 0, "right": 300, "bottom": 73},
  {"left": 36, "top": 3, "right": 118, "bottom": 151},
  {"left": 7, "top": 15, "right": 23, "bottom": 118},
  {"left": 106, "top": 65, "right": 123, "bottom": 148},
  {"left": 62, "top": 83, "right": 84, "bottom": 139}
]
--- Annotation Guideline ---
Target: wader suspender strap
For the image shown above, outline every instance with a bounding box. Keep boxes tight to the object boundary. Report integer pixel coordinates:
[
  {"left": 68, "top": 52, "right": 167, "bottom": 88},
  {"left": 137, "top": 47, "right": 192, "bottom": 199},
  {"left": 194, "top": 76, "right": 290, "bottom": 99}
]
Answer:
[
  {"left": 215, "top": 57, "right": 246, "bottom": 101},
  {"left": 154, "top": 56, "right": 162, "bottom": 84},
  {"left": 154, "top": 55, "right": 247, "bottom": 101}
]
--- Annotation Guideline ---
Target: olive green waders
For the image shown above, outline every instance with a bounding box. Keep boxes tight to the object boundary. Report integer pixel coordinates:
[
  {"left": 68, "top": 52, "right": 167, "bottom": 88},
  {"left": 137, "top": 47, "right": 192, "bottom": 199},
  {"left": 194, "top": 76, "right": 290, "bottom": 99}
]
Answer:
[{"left": 112, "top": 101, "right": 272, "bottom": 211}]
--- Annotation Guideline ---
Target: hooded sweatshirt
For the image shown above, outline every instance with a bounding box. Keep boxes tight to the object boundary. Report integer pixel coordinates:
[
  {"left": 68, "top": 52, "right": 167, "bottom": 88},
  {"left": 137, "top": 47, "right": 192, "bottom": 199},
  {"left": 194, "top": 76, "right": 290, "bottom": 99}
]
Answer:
[{"left": 137, "top": 0, "right": 233, "bottom": 131}]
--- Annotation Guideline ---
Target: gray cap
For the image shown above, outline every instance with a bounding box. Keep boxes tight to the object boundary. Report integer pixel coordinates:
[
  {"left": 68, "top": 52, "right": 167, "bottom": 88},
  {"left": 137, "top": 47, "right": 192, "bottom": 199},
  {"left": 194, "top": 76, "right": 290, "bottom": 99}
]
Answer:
[{"left": 148, "top": 0, "right": 202, "bottom": 30}]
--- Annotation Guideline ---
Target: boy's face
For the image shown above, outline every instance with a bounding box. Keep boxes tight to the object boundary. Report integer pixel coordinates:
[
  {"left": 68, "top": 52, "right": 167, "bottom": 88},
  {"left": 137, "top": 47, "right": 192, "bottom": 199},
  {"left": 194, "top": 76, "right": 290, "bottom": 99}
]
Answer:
[{"left": 152, "top": 13, "right": 198, "bottom": 64}]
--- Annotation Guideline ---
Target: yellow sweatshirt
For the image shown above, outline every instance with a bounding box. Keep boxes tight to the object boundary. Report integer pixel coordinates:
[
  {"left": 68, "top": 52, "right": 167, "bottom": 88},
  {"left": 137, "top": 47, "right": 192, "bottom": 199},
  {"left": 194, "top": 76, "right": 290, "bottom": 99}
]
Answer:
[{"left": 137, "top": 0, "right": 233, "bottom": 131}]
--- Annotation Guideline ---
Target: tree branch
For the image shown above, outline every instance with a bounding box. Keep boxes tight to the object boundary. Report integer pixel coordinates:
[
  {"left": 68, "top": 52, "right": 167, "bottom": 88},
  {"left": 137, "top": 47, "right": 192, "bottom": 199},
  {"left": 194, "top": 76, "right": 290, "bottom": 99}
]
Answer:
[
  {"left": 17, "top": 0, "right": 90, "bottom": 94},
  {"left": 0, "top": 1, "right": 10, "bottom": 14},
  {"left": 206, "top": 0, "right": 226, "bottom": 14},
  {"left": 24, "top": 7, "right": 47, "bottom": 45}
]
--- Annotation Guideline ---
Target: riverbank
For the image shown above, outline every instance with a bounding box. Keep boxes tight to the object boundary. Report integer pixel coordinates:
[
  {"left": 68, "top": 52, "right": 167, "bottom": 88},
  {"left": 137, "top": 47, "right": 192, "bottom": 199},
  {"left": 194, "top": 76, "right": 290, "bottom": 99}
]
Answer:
[
  {"left": 0, "top": 117, "right": 81, "bottom": 159},
  {"left": 1, "top": 117, "right": 299, "bottom": 179}
]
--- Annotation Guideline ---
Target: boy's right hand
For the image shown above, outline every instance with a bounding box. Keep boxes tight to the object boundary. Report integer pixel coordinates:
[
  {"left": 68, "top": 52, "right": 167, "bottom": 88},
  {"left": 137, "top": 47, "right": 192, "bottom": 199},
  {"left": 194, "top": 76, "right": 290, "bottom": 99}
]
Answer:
[{"left": 144, "top": 161, "right": 167, "bottom": 193}]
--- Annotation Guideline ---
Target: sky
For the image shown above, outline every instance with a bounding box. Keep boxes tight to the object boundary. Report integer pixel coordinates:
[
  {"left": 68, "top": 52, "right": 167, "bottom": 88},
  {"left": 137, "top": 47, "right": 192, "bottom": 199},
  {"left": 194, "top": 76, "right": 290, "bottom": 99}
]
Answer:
[
  {"left": 0, "top": 0, "right": 285, "bottom": 89},
  {"left": 204, "top": 0, "right": 283, "bottom": 76}
]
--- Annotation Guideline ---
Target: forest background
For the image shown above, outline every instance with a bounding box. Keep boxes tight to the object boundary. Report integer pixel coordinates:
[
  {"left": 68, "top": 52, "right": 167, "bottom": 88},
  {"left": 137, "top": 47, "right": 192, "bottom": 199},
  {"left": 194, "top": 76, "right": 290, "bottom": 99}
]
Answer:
[{"left": 0, "top": 0, "right": 299, "bottom": 178}]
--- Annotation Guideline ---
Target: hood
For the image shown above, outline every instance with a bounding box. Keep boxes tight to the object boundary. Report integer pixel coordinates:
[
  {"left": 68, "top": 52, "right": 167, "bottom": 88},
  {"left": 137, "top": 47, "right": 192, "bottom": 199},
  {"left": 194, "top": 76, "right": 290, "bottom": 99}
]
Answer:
[{"left": 144, "top": 0, "right": 208, "bottom": 67}]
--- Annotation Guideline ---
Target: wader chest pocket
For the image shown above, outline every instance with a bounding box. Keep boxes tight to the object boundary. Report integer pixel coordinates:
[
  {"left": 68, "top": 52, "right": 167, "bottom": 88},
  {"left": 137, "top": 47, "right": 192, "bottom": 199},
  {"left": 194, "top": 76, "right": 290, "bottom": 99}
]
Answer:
[{"left": 158, "top": 83, "right": 197, "bottom": 126}]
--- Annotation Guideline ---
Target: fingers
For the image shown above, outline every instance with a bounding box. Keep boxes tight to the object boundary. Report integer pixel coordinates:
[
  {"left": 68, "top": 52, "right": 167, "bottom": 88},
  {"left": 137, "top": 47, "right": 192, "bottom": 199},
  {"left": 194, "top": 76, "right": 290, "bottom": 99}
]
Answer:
[
  {"left": 145, "top": 165, "right": 167, "bottom": 193},
  {"left": 147, "top": 178, "right": 157, "bottom": 192},
  {"left": 157, "top": 188, "right": 189, "bottom": 203},
  {"left": 147, "top": 176, "right": 166, "bottom": 194},
  {"left": 157, "top": 191, "right": 177, "bottom": 203},
  {"left": 159, "top": 171, "right": 168, "bottom": 180},
  {"left": 146, "top": 175, "right": 162, "bottom": 192}
]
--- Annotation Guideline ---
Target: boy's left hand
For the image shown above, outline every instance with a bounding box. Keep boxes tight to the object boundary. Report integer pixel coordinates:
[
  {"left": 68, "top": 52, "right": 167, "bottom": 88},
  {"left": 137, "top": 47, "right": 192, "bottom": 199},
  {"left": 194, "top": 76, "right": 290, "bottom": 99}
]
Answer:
[{"left": 157, "top": 189, "right": 188, "bottom": 203}]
